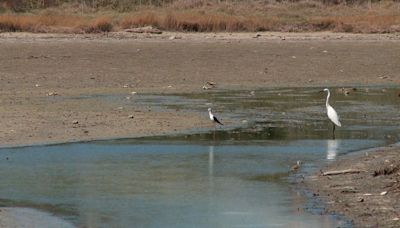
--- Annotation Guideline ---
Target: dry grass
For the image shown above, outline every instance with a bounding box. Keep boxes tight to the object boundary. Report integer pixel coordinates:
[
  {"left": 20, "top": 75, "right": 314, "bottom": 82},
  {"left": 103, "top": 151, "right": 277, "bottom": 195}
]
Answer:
[
  {"left": 120, "top": 11, "right": 161, "bottom": 29},
  {"left": 82, "top": 16, "right": 113, "bottom": 33},
  {"left": 120, "top": 11, "right": 280, "bottom": 32},
  {"left": 0, "top": 1, "right": 400, "bottom": 33},
  {"left": 310, "top": 14, "right": 400, "bottom": 33},
  {"left": 0, "top": 13, "right": 114, "bottom": 33}
]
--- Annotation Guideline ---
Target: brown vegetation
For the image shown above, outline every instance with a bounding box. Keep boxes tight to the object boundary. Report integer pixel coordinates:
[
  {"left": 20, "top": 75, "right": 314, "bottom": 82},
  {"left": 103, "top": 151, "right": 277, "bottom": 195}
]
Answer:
[
  {"left": 0, "top": 13, "right": 113, "bottom": 33},
  {"left": 0, "top": 0, "right": 399, "bottom": 33},
  {"left": 120, "top": 11, "right": 279, "bottom": 32}
]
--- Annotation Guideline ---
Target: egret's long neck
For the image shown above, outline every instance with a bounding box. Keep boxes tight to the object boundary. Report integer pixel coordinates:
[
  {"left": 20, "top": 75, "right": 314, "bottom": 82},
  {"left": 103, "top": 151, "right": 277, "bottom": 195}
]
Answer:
[{"left": 325, "top": 90, "right": 331, "bottom": 107}]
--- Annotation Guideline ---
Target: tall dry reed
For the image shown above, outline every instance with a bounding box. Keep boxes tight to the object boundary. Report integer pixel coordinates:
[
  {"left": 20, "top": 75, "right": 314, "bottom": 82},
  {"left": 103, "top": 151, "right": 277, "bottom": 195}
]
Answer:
[{"left": 0, "top": 1, "right": 399, "bottom": 33}]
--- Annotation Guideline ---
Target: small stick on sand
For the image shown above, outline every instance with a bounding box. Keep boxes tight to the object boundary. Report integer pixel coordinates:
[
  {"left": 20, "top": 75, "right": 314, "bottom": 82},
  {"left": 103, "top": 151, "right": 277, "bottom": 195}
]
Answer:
[{"left": 322, "top": 169, "right": 364, "bottom": 176}]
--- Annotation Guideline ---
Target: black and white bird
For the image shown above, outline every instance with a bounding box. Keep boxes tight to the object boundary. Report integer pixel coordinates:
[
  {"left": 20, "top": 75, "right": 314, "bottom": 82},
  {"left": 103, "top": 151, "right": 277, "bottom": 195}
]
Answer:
[{"left": 208, "top": 108, "right": 223, "bottom": 126}]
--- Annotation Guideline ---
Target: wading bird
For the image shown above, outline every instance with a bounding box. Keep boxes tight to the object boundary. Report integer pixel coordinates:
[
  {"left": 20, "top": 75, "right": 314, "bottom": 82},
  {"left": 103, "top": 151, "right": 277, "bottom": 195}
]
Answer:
[
  {"left": 208, "top": 108, "right": 223, "bottom": 140},
  {"left": 291, "top": 160, "right": 302, "bottom": 172},
  {"left": 208, "top": 108, "right": 223, "bottom": 126},
  {"left": 323, "top": 88, "right": 341, "bottom": 139}
]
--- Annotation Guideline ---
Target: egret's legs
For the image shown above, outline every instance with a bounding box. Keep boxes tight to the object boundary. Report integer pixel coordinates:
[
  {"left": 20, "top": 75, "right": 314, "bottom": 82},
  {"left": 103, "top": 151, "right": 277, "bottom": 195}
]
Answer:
[{"left": 332, "top": 123, "right": 336, "bottom": 140}]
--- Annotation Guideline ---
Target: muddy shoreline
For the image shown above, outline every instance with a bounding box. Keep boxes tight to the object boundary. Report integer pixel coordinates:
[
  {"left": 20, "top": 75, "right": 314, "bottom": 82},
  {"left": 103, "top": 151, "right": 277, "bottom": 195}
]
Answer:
[
  {"left": 0, "top": 32, "right": 400, "bottom": 226},
  {"left": 303, "top": 144, "right": 400, "bottom": 227},
  {"left": 1, "top": 32, "right": 400, "bottom": 147}
]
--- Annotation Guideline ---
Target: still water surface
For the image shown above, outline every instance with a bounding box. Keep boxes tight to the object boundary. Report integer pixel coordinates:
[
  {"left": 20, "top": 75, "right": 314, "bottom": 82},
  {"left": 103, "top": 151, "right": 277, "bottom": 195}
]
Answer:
[{"left": 0, "top": 87, "right": 399, "bottom": 227}]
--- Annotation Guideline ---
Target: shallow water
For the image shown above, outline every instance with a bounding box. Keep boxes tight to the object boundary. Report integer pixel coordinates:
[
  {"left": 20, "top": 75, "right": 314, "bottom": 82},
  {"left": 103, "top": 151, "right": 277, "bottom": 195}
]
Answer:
[
  {"left": 0, "top": 140, "right": 378, "bottom": 228},
  {"left": 1, "top": 87, "right": 400, "bottom": 227},
  {"left": 137, "top": 87, "right": 400, "bottom": 141}
]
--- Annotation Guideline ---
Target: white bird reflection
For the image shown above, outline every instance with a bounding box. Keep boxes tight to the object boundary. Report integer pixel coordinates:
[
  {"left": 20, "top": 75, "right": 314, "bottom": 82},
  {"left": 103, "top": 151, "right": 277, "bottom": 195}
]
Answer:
[
  {"left": 326, "top": 140, "right": 340, "bottom": 160},
  {"left": 208, "top": 145, "right": 214, "bottom": 176},
  {"left": 207, "top": 145, "right": 215, "bottom": 196}
]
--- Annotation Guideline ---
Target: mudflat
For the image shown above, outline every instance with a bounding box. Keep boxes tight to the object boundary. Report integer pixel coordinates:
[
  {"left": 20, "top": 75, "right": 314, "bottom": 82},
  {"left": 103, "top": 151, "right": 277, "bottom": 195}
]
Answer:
[
  {"left": 0, "top": 31, "right": 400, "bottom": 226},
  {"left": 1, "top": 32, "right": 399, "bottom": 146},
  {"left": 304, "top": 145, "right": 400, "bottom": 227}
]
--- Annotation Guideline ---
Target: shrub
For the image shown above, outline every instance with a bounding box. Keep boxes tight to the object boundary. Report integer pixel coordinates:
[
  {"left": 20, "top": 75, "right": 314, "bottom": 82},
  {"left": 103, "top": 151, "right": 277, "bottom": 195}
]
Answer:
[{"left": 92, "top": 16, "right": 113, "bottom": 32}]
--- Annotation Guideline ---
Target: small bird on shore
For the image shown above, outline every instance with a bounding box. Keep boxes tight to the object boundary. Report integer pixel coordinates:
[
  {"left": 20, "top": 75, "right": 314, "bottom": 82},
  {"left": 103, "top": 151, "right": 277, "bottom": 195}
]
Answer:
[
  {"left": 208, "top": 108, "right": 223, "bottom": 126},
  {"left": 291, "top": 160, "right": 302, "bottom": 172},
  {"left": 323, "top": 88, "right": 341, "bottom": 139}
]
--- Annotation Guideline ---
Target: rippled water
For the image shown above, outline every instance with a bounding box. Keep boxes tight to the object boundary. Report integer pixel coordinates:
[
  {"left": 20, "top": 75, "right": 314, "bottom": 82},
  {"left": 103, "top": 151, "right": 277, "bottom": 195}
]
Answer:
[{"left": 1, "top": 87, "right": 399, "bottom": 227}]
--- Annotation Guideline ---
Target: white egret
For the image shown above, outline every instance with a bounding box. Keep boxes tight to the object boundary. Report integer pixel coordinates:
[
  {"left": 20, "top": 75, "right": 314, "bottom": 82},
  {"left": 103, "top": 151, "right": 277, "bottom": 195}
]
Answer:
[{"left": 323, "top": 88, "right": 341, "bottom": 138}]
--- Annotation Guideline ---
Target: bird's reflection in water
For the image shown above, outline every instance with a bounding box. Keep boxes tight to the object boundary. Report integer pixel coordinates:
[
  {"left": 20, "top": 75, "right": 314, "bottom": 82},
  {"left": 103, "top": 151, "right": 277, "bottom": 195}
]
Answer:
[
  {"left": 326, "top": 140, "right": 340, "bottom": 160},
  {"left": 207, "top": 145, "right": 215, "bottom": 199},
  {"left": 208, "top": 145, "right": 214, "bottom": 176}
]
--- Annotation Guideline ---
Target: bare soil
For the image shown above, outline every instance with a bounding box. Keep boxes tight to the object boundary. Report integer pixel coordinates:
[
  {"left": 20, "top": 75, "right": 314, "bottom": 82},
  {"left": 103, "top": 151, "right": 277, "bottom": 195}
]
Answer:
[
  {"left": 304, "top": 145, "right": 400, "bottom": 227},
  {"left": 1, "top": 32, "right": 400, "bottom": 147},
  {"left": 0, "top": 31, "right": 400, "bottom": 226}
]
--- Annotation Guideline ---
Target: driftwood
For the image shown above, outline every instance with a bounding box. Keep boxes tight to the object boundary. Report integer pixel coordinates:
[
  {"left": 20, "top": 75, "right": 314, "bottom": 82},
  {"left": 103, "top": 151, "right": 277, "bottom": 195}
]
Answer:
[
  {"left": 124, "top": 26, "right": 162, "bottom": 34},
  {"left": 322, "top": 169, "right": 363, "bottom": 176},
  {"left": 202, "top": 81, "right": 217, "bottom": 90}
]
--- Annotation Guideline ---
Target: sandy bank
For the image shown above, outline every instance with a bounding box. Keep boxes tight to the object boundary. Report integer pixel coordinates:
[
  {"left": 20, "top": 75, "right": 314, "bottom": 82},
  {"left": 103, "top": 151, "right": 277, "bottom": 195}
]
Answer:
[
  {"left": 0, "top": 207, "right": 75, "bottom": 228},
  {"left": 1, "top": 32, "right": 399, "bottom": 147},
  {"left": 304, "top": 145, "right": 400, "bottom": 227}
]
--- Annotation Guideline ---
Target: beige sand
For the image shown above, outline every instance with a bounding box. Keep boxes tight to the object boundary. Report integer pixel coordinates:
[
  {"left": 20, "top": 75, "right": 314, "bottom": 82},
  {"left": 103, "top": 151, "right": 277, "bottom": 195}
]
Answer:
[
  {"left": 303, "top": 145, "right": 400, "bottom": 227},
  {"left": 0, "top": 207, "right": 75, "bottom": 228},
  {"left": 1, "top": 31, "right": 399, "bottom": 147}
]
